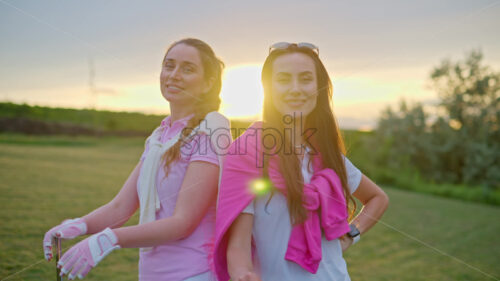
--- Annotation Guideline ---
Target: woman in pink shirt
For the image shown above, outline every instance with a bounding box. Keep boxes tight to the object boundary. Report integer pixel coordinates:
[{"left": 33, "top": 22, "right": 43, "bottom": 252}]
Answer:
[
  {"left": 43, "top": 38, "right": 230, "bottom": 281},
  {"left": 214, "top": 42, "right": 389, "bottom": 281}
]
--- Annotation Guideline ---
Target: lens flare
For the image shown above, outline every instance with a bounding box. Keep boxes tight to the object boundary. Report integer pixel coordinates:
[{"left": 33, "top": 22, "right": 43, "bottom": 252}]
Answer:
[{"left": 249, "top": 178, "right": 272, "bottom": 196}]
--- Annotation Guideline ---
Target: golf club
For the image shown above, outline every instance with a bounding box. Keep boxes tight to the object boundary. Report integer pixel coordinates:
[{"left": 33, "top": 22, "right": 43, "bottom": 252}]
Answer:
[{"left": 54, "top": 237, "right": 62, "bottom": 281}]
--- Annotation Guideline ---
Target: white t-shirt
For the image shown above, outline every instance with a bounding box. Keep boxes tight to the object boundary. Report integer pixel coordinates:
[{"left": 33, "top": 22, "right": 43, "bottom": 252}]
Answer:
[{"left": 242, "top": 151, "right": 362, "bottom": 281}]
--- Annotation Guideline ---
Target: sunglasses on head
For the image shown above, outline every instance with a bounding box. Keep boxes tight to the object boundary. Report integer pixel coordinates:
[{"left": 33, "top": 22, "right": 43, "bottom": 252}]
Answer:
[{"left": 269, "top": 42, "right": 319, "bottom": 55}]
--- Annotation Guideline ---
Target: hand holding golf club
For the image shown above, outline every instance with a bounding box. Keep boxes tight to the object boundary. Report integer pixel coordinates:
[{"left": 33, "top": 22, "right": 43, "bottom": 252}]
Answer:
[
  {"left": 58, "top": 227, "right": 120, "bottom": 280},
  {"left": 43, "top": 218, "right": 87, "bottom": 261}
]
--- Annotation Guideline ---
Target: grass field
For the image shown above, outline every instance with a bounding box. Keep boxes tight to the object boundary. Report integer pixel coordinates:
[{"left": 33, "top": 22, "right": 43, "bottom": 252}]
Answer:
[{"left": 1, "top": 134, "right": 499, "bottom": 281}]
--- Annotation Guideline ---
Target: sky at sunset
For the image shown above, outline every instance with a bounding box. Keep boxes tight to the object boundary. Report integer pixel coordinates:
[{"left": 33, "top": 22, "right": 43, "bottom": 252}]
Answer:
[{"left": 1, "top": 0, "right": 499, "bottom": 129}]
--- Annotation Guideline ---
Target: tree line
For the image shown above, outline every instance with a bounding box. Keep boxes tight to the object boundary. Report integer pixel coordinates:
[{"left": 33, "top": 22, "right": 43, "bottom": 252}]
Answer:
[{"left": 363, "top": 50, "right": 499, "bottom": 194}]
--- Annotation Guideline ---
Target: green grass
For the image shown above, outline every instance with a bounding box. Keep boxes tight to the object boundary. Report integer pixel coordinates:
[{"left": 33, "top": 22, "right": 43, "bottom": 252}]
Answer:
[
  {"left": 0, "top": 134, "right": 144, "bottom": 281},
  {"left": 1, "top": 134, "right": 499, "bottom": 280},
  {"left": 346, "top": 188, "right": 500, "bottom": 281}
]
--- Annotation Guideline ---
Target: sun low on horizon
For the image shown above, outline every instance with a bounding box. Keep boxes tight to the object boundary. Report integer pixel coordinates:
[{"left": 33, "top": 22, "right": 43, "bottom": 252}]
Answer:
[{"left": 219, "top": 64, "right": 263, "bottom": 120}]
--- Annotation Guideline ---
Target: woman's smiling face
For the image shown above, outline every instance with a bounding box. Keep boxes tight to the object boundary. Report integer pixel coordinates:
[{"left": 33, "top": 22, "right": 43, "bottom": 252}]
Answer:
[
  {"left": 271, "top": 52, "right": 318, "bottom": 119},
  {"left": 160, "top": 43, "right": 209, "bottom": 105}
]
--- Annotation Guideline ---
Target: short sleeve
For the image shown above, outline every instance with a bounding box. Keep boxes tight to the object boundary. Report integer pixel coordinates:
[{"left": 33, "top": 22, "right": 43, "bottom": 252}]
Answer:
[
  {"left": 241, "top": 200, "right": 255, "bottom": 215},
  {"left": 344, "top": 156, "right": 362, "bottom": 194},
  {"left": 188, "top": 133, "right": 219, "bottom": 166}
]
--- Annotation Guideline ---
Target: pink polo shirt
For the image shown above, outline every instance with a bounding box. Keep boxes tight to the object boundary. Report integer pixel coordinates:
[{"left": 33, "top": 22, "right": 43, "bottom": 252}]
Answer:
[{"left": 138, "top": 114, "right": 219, "bottom": 281}]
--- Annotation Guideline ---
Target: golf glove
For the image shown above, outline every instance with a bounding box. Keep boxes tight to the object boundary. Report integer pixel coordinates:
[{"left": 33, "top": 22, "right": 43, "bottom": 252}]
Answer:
[
  {"left": 43, "top": 218, "right": 87, "bottom": 261},
  {"left": 58, "top": 227, "right": 120, "bottom": 280}
]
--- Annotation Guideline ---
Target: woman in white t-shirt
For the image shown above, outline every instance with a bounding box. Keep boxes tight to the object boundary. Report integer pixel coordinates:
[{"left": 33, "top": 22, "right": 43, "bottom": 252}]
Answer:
[{"left": 213, "top": 42, "right": 389, "bottom": 281}]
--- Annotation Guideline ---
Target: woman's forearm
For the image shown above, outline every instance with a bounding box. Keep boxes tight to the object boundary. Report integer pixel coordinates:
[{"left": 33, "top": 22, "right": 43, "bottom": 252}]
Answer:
[
  {"left": 82, "top": 200, "right": 138, "bottom": 234},
  {"left": 226, "top": 213, "right": 256, "bottom": 280},
  {"left": 351, "top": 192, "right": 389, "bottom": 234},
  {"left": 227, "top": 245, "right": 256, "bottom": 280},
  {"left": 112, "top": 215, "right": 192, "bottom": 248}
]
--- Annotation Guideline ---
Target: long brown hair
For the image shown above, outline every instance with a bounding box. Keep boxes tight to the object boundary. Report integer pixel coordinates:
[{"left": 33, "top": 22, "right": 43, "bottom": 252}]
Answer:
[
  {"left": 261, "top": 44, "right": 356, "bottom": 225},
  {"left": 161, "top": 38, "right": 224, "bottom": 175}
]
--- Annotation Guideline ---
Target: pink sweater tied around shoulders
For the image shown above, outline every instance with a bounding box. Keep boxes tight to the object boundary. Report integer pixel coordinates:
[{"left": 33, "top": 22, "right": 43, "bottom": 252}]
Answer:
[{"left": 213, "top": 122, "right": 350, "bottom": 280}]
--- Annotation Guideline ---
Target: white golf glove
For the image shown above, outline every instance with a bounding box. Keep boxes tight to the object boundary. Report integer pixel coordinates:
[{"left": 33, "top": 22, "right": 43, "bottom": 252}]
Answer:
[
  {"left": 58, "top": 228, "right": 120, "bottom": 280},
  {"left": 43, "top": 218, "right": 87, "bottom": 261}
]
